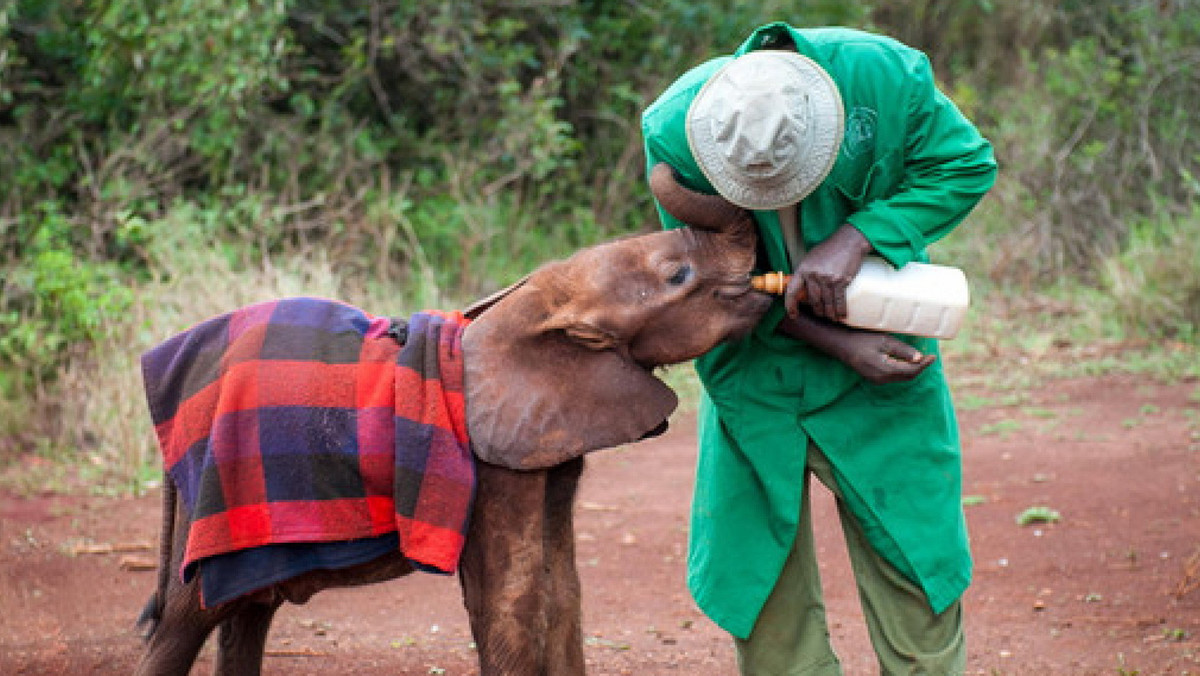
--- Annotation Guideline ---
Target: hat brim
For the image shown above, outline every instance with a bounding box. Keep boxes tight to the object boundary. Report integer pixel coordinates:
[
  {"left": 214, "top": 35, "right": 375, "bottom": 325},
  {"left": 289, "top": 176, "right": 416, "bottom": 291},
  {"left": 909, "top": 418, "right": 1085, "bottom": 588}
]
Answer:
[{"left": 686, "top": 51, "right": 844, "bottom": 211}]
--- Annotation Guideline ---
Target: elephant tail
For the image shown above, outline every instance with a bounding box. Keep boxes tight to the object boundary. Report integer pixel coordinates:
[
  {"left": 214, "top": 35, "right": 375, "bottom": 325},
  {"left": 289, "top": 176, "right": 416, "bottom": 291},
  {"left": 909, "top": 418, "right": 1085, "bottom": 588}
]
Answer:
[{"left": 136, "top": 475, "right": 177, "bottom": 640}]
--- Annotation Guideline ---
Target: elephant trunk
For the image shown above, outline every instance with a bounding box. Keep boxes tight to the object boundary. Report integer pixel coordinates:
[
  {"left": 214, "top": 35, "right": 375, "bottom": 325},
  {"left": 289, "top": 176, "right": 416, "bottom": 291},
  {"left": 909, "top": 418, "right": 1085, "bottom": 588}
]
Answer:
[{"left": 648, "top": 163, "right": 755, "bottom": 242}]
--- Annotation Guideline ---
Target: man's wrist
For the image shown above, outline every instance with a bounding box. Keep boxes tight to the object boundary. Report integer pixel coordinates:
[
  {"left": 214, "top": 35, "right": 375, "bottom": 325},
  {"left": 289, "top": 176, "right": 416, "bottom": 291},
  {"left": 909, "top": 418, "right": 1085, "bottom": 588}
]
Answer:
[
  {"left": 776, "top": 310, "right": 851, "bottom": 360},
  {"left": 840, "top": 223, "right": 874, "bottom": 257}
]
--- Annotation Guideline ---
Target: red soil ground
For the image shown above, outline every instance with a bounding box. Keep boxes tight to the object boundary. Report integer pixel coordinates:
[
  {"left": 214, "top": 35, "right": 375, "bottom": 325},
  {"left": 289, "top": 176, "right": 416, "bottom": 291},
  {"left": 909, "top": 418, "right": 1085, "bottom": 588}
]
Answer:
[{"left": 2, "top": 373, "right": 1199, "bottom": 675}]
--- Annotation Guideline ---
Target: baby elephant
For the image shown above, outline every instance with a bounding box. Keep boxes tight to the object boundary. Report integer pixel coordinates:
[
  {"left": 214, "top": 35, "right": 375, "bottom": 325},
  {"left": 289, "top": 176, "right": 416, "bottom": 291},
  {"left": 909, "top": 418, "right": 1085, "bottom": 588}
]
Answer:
[{"left": 134, "top": 165, "right": 769, "bottom": 676}]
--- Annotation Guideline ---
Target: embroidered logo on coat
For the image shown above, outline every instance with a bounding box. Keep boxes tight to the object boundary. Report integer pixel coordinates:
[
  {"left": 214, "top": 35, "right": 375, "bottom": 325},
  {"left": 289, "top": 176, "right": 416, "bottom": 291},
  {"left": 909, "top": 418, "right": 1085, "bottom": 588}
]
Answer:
[{"left": 843, "top": 106, "right": 877, "bottom": 160}]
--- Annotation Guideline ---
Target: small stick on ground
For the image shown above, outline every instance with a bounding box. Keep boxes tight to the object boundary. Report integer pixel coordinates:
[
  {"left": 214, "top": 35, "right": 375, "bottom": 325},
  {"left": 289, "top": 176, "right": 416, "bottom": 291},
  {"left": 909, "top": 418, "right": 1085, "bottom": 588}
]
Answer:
[
  {"left": 1173, "top": 547, "right": 1200, "bottom": 599},
  {"left": 264, "top": 648, "right": 329, "bottom": 658}
]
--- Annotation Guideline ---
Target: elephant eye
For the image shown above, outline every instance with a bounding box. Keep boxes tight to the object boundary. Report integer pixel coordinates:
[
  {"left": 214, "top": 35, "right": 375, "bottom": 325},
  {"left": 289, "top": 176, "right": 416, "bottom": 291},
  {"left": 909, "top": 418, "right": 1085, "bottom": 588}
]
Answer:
[{"left": 666, "top": 264, "right": 693, "bottom": 286}]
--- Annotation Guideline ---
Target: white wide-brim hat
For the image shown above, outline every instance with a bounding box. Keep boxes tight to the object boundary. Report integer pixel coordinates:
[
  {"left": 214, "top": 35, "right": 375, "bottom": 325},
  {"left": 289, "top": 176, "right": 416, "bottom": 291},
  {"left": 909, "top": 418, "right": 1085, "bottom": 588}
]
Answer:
[{"left": 686, "top": 50, "right": 844, "bottom": 210}]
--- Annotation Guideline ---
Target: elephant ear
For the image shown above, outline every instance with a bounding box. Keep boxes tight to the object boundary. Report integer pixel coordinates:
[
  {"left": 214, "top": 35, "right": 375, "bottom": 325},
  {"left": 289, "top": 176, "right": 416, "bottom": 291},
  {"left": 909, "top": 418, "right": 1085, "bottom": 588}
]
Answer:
[
  {"left": 463, "top": 274, "right": 530, "bottom": 320},
  {"left": 461, "top": 278, "right": 677, "bottom": 471}
]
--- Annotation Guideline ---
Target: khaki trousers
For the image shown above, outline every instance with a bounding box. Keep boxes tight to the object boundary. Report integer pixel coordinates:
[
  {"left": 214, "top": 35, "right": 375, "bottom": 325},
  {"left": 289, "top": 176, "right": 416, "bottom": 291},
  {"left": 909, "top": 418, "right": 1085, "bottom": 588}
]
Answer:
[{"left": 735, "top": 444, "right": 965, "bottom": 675}]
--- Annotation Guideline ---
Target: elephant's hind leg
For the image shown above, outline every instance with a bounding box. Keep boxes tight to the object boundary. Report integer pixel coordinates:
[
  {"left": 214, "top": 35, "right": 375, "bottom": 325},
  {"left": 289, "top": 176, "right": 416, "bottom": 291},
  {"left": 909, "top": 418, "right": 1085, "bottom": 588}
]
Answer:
[
  {"left": 214, "top": 598, "right": 283, "bottom": 676},
  {"left": 134, "top": 579, "right": 223, "bottom": 676}
]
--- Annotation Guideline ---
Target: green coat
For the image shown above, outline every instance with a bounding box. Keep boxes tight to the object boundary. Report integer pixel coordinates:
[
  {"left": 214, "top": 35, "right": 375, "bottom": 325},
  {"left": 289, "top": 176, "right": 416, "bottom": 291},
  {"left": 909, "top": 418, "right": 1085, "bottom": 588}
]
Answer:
[{"left": 641, "top": 22, "right": 998, "bottom": 639}]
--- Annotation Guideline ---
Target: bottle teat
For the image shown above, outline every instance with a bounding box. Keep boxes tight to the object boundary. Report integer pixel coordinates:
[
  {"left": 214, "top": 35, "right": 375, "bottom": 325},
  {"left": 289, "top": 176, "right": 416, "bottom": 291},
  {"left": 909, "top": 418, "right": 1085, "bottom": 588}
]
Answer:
[{"left": 750, "top": 272, "right": 790, "bottom": 295}]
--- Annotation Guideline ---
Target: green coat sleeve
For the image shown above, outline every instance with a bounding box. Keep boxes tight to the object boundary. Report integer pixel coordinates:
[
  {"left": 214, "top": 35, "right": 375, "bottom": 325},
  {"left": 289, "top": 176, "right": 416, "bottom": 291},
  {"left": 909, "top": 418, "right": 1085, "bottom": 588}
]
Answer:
[{"left": 847, "top": 53, "right": 998, "bottom": 267}]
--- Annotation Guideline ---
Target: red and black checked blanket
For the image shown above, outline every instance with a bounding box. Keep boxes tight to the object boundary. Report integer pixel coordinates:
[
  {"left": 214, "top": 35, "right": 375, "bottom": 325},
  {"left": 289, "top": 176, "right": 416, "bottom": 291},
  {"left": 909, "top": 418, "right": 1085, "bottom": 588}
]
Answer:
[{"left": 141, "top": 298, "right": 474, "bottom": 605}]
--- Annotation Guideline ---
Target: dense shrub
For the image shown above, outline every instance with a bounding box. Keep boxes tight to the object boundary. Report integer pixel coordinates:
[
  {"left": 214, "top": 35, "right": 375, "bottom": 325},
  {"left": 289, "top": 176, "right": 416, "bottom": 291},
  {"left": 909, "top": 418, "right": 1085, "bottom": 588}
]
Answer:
[
  {"left": 0, "top": 1, "right": 864, "bottom": 379},
  {"left": 872, "top": 0, "right": 1200, "bottom": 279}
]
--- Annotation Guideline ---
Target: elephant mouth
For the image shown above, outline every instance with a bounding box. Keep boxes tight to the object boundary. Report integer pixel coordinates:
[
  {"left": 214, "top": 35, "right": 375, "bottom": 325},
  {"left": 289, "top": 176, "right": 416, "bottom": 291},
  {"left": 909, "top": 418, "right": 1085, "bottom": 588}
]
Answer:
[
  {"left": 714, "top": 275, "right": 759, "bottom": 301},
  {"left": 716, "top": 280, "right": 773, "bottom": 344},
  {"left": 716, "top": 279, "right": 774, "bottom": 315}
]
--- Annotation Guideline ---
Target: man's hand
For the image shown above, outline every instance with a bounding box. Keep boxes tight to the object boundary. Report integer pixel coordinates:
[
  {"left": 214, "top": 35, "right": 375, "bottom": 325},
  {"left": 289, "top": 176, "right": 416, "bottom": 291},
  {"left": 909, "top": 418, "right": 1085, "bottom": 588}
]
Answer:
[
  {"left": 829, "top": 329, "right": 936, "bottom": 384},
  {"left": 777, "top": 311, "right": 935, "bottom": 385},
  {"left": 785, "top": 223, "right": 873, "bottom": 321}
]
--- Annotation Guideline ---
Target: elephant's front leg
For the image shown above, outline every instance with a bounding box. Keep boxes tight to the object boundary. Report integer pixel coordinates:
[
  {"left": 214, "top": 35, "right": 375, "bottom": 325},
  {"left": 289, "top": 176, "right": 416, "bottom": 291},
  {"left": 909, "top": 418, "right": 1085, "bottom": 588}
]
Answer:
[
  {"left": 543, "top": 457, "right": 586, "bottom": 674},
  {"left": 460, "top": 462, "right": 551, "bottom": 675}
]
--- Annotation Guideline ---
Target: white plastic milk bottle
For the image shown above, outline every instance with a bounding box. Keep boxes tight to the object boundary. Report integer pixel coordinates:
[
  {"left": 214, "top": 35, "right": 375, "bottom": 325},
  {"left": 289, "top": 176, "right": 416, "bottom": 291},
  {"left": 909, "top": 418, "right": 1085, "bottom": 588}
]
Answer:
[
  {"left": 753, "top": 257, "right": 970, "bottom": 340},
  {"left": 843, "top": 257, "right": 969, "bottom": 339}
]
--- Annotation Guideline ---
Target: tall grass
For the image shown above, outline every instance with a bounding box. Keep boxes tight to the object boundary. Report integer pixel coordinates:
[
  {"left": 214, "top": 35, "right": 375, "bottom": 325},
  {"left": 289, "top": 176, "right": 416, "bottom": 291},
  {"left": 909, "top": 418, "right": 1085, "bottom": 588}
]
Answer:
[
  {"left": 0, "top": 189, "right": 616, "bottom": 495},
  {"left": 937, "top": 197, "right": 1200, "bottom": 393},
  {"left": 1, "top": 239, "right": 356, "bottom": 495},
  {"left": 6, "top": 192, "right": 1197, "bottom": 496},
  {"left": 1102, "top": 209, "right": 1200, "bottom": 343}
]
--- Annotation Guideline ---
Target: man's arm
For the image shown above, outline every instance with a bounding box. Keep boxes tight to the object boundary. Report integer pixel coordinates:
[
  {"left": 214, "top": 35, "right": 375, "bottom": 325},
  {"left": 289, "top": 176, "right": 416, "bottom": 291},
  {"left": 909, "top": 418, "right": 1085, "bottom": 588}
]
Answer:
[
  {"left": 846, "top": 52, "right": 998, "bottom": 269},
  {"left": 787, "top": 53, "right": 995, "bottom": 323},
  {"left": 776, "top": 310, "right": 935, "bottom": 384}
]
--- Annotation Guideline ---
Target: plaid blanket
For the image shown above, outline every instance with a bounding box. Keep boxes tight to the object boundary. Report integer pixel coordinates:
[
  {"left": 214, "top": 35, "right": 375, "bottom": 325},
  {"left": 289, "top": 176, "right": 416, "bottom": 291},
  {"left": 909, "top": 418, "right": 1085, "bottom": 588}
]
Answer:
[{"left": 141, "top": 298, "right": 474, "bottom": 604}]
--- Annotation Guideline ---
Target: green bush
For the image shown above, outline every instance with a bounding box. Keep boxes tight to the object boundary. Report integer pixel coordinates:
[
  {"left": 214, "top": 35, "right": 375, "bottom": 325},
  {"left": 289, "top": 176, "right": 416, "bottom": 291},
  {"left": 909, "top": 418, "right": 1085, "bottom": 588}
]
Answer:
[{"left": 0, "top": 203, "right": 132, "bottom": 395}]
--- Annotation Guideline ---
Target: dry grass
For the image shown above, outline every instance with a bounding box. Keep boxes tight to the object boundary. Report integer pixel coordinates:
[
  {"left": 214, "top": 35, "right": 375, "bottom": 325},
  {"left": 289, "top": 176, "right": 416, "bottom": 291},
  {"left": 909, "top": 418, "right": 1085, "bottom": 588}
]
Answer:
[{"left": 2, "top": 247, "right": 369, "bottom": 495}]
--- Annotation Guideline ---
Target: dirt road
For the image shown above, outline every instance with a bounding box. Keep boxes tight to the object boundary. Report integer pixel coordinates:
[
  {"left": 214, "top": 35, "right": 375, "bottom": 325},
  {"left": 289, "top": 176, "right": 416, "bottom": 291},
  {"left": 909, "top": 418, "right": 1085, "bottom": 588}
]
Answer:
[{"left": 2, "top": 374, "right": 1198, "bottom": 674}]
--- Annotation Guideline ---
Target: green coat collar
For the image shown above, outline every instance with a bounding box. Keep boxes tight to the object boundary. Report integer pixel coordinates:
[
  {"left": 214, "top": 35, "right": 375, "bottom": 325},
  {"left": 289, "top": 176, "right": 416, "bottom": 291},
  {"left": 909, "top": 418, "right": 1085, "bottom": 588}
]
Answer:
[{"left": 736, "top": 21, "right": 823, "bottom": 61}]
